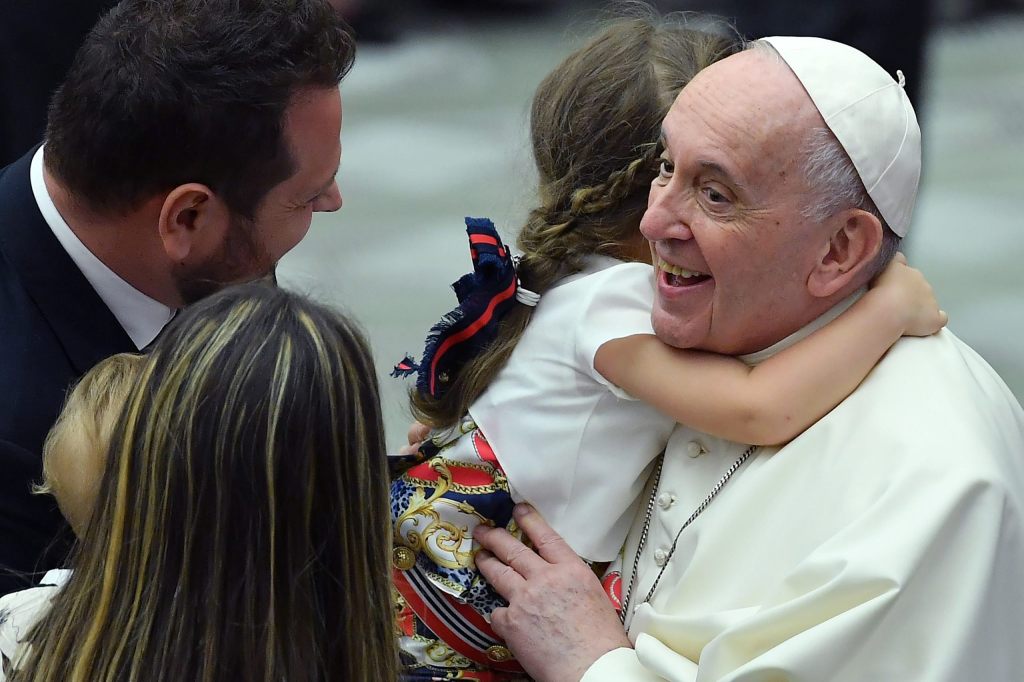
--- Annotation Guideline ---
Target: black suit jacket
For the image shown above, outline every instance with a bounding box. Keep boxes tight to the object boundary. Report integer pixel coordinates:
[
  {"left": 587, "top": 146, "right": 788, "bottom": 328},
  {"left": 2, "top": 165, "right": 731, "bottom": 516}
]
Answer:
[{"left": 0, "top": 148, "right": 134, "bottom": 595}]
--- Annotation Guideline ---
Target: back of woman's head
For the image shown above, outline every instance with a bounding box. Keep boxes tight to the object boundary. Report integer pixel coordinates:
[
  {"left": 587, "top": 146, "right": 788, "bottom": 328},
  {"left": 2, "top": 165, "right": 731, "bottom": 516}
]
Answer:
[
  {"left": 13, "top": 283, "right": 396, "bottom": 682},
  {"left": 412, "top": 11, "right": 742, "bottom": 429}
]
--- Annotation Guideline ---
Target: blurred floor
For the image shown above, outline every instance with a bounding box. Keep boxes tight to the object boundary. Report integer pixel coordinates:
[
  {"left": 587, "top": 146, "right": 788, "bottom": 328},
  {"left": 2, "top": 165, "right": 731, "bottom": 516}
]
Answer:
[{"left": 278, "top": 10, "right": 1024, "bottom": 450}]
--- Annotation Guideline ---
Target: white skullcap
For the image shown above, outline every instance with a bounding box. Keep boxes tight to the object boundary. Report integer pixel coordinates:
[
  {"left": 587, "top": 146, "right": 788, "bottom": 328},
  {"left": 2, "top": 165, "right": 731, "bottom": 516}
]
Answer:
[{"left": 760, "top": 36, "right": 921, "bottom": 237}]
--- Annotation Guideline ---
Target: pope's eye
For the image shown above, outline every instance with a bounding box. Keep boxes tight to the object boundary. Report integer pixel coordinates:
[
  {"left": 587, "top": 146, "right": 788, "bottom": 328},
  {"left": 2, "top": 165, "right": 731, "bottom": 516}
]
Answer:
[
  {"left": 658, "top": 160, "right": 674, "bottom": 178},
  {"left": 705, "top": 188, "right": 728, "bottom": 204}
]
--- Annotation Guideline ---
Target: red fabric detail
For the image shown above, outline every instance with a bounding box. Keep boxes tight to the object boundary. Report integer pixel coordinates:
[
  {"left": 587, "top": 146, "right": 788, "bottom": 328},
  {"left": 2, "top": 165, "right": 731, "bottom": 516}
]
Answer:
[
  {"left": 428, "top": 279, "right": 517, "bottom": 395},
  {"left": 472, "top": 431, "right": 501, "bottom": 467},
  {"left": 404, "top": 460, "right": 501, "bottom": 488},
  {"left": 602, "top": 571, "right": 623, "bottom": 612},
  {"left": 393, "top": 568, "right": 525, "bottom": 673},
  {"left": 396, "top": 597, "right": 416, "bottom": 637}
]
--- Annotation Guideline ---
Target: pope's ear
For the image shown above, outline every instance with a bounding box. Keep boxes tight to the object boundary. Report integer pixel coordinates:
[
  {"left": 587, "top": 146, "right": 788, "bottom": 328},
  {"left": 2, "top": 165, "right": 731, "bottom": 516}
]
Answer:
[
  {"left": 157, "top": 184, "right": 230, "bottom": 262},
  {"left": 807, "top": 209, "right": 883, "bottom": 299}
]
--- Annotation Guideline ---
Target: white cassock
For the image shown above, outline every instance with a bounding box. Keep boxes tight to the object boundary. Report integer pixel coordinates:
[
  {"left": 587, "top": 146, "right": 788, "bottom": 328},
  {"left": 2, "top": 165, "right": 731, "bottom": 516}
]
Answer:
[{"left": 584, "top": 303, "right": 1024, "bottom": 681}]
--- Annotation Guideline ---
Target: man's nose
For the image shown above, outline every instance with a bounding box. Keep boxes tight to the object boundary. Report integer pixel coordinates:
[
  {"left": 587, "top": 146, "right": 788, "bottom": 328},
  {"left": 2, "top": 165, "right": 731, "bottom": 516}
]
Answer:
[
  {"left": 640, "top": 190, "right": 693, "bottom": 243},
  {"left": 315, "top": 182, "right": 343, "bottom": 213}
]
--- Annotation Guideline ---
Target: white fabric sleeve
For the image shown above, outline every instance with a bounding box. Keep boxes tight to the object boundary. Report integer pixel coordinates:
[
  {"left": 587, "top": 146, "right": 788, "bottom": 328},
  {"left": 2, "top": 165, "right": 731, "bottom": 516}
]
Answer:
[
  {"left": 572, "top": 263, "right": 656, "bottom": 399},
  {"left": 595, "top": 469, "right": 1023, "bottom": 681},
  {"left": 0, "top": 571, "right": 68, "bottom": 678},
  {"left": 582, "top": 642, "right": 697, "bottom": 681},
  {"left": 584, "top": 472, "right": 1023, "bottom": 681},
  {"left": 742, "top": 482, "right": 1012, "bottom": 680}
]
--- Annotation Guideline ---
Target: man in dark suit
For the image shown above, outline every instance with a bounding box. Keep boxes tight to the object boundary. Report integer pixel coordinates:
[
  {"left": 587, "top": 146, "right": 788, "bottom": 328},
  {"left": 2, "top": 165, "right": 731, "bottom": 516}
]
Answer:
[{"left": 0, "top": 0, "right": 355, "bottom": 595}]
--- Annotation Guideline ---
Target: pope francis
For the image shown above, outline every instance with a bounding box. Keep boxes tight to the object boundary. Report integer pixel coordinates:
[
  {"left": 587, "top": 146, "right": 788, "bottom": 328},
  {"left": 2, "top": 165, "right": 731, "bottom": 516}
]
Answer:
[{"left": 472, "top": 36, "right": 1024, "bottom": 682}]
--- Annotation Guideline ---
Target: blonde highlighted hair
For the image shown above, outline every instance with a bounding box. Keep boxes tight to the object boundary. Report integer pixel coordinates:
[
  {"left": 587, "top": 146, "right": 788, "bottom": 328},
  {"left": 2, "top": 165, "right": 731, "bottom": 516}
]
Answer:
[{"left": 12, "top": 283, "right": 397, "bottom": 682}]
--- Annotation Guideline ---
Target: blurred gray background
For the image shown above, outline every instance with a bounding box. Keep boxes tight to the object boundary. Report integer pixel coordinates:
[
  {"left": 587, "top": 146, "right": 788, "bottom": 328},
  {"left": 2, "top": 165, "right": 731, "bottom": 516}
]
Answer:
[{"left": 273, "top": 0, "right": 1024, "bottom": 450}]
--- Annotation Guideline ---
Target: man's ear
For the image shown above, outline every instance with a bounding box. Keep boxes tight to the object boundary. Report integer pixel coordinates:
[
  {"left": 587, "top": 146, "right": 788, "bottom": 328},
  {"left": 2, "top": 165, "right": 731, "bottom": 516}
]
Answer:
[
  {"left": 807, "top": 209, "right": 883, "bottom": 298},
  {"left": 157, "top": 184, "right": 230, "bottom": 262}
]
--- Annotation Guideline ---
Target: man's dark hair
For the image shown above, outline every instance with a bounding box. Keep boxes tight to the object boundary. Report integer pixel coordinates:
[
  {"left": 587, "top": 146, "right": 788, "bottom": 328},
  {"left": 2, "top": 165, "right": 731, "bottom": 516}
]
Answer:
[{"left": 45, "top": 0, "right": 355, "bottom": 219}]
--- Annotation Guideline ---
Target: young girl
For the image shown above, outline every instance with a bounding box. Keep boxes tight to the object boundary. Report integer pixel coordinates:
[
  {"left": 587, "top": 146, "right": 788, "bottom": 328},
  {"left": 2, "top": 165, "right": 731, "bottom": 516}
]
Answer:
[
  {"left": 35, "top": 353, "right": 145, "bottom": 538},
  {"left": 390, "top": 16, "right": 945, "bottom": 682},
  {"left": 0, "top": 353, "right": 142, "bottom": 676}
]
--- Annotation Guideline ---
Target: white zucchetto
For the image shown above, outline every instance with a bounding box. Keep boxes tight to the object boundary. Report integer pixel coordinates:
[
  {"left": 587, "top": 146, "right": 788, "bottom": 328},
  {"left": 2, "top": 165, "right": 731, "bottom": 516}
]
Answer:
[{"left": 761, "top": 36, "right": 921, "bottom": 237}]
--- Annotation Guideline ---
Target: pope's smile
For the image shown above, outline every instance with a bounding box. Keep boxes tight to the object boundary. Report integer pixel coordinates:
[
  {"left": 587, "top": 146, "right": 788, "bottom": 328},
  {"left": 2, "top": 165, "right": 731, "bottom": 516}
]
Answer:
[{"left": 656, "top": 257, "right": 713, "bottom": 290}]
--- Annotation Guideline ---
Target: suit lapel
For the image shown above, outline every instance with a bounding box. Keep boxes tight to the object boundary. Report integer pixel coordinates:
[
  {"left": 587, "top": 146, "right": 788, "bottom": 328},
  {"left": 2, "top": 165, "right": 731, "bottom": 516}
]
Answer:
[{"left": 0, "top": 149, "right": 136, "bottom": 373}]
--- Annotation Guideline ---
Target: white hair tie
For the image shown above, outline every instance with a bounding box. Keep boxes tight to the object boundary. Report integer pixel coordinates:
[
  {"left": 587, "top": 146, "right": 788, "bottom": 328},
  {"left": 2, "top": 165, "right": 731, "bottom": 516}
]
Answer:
[
  {"left": 516, "top": 282, "right": 540, "bottom": 307},
  {"left": 511, "top": 254, "right": 540, "bottom": 307}
]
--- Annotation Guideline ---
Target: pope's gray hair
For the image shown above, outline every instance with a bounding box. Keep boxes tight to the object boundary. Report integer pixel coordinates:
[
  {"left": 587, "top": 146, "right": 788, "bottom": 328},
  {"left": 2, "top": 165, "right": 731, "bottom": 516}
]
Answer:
[
  {"left": 801, "top": 127, "right": 901, "bottom": 277},
  {"left": 746, "top": 40, "right": 901, "bottom": 275}
]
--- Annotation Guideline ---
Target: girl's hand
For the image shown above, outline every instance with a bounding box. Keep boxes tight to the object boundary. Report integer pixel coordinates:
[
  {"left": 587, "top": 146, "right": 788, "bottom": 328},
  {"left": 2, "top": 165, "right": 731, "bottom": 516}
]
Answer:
[{"left": 869, "top": 252, "right": 948, "bottom": 337}]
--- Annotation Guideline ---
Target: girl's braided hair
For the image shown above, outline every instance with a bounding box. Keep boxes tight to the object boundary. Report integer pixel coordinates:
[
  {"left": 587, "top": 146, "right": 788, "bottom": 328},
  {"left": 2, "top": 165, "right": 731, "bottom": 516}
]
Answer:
[{"left": 413, "top": 10, "right": 742, "bottom": 428}]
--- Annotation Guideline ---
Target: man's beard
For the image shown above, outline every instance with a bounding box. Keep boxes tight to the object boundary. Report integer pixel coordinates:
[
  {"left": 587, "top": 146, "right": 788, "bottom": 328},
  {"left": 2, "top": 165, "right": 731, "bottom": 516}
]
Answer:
[{"left": 173, "top": 214, "right": 275, "bottom": 305}]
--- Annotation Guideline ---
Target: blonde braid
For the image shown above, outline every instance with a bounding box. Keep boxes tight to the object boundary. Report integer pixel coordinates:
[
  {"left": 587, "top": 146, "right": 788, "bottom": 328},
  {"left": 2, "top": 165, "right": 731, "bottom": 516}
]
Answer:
[
  {"left": 569, "top": 152, "right": 657, "bottom": 217},
  {"left": 518, "top": 147, "right": 659, "bottom": 281}
]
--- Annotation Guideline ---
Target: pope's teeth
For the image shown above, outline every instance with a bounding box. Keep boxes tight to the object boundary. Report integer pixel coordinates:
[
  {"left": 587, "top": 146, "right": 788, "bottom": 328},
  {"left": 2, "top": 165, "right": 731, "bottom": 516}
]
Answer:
[{"left": 658, "top": 259, "right": 707, "bottom": 278}]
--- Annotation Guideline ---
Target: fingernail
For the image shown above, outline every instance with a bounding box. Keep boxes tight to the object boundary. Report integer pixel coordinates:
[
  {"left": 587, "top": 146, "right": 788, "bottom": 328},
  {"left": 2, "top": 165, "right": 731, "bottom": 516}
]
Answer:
[
  {"left": 513, "top": 503, "right": 533, "bottom": 518},
  {"left": 473, "top": 525, "right": 489, "bottom": 538}
]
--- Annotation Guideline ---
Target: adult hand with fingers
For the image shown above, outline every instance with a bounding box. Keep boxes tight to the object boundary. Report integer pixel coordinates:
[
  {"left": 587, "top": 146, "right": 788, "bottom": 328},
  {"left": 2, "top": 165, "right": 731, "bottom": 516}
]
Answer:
[{"left": 474, "top": 503, "right": 631, "bottom": 682}]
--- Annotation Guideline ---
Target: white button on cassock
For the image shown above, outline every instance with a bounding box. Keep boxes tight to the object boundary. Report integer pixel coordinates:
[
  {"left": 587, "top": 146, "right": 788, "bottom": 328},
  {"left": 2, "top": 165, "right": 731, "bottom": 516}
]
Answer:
[
  {"left": 653, "top": 548, "right": 669, "bottom": 566},
  {"left": 686, "top": 440, "right": 705, "bottom": 458},
  {"left": 656, "top": 492, "right": 675, "bottom": 510}
]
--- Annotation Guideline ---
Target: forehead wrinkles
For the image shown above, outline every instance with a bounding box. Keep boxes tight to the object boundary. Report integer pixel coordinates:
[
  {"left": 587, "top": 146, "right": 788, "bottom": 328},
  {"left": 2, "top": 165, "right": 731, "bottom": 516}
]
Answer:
[
  {"left": 670, "top": 81, "right": 759, "bottom": 156},
  {"left": 672, "top": 59, "right": 815, "bottom": 195}
]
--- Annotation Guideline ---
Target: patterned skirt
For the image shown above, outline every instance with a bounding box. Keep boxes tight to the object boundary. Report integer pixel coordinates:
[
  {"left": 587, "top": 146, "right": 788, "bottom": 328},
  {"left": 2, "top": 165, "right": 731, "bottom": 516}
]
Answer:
[
  {"left": 391, "top": 419, "right": 528, "bottom": 680},
  {"left": 390, "top": 419, "right": 624, "bottom": 681}
]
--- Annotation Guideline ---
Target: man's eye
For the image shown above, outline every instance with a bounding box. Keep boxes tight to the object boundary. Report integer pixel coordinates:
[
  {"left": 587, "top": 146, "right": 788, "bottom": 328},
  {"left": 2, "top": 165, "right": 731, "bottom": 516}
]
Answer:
[
  {"left": 658, "top": 159, "right": 674, "bottom": 179},
  {"left": 704, "top": 187, "right": 729, "bottom": 204}
]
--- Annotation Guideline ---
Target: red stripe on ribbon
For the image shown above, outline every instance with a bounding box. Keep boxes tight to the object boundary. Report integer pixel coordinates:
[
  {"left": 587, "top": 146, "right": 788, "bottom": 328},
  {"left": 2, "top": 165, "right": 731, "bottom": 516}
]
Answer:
[
  {"left": 428, "top": 279, "right": 517, "bottom": 395},
  {"left": 469, "top": 234, "right": 499, "bottom": 247}
]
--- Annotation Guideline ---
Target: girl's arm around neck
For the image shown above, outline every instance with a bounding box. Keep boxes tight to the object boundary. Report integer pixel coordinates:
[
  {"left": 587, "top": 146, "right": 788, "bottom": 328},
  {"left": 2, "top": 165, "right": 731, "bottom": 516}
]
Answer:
[{"left": 594, "top": 258, "right": 946, "bottom": 445}]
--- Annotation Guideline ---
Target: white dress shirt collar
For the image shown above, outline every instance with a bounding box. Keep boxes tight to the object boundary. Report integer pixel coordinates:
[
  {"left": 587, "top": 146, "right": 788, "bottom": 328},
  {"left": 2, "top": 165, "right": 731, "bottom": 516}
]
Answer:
[{"left": 30, "top": 146, "right": 174, "bottom": 350}]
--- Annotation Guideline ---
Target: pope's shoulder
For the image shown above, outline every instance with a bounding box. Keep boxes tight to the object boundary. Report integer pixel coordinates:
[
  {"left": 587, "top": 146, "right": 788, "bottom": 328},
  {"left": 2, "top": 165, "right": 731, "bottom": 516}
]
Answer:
[
  {"left": 867, "top": 328, "right": 1021, "bottom": 425},
  {"left": 817, "top": 328, "right": 1024, "bottom": 484}
]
